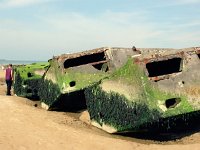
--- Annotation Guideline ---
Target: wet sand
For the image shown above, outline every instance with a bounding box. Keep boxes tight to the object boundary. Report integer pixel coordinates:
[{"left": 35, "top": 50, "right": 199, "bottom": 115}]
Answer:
[{"left": 1, "top": 69, "right": 200, "bottom": 150}]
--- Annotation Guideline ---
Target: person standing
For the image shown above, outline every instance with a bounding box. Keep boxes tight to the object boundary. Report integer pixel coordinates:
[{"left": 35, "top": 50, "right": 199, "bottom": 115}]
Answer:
[{"left": 5, "top": 64, "right": 13, "bottom": 96}]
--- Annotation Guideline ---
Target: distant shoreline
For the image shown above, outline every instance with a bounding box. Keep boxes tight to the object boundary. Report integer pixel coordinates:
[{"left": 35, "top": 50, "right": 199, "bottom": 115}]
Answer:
[{"left": 0, "top": 59, "right": 46, "bottom": 65}]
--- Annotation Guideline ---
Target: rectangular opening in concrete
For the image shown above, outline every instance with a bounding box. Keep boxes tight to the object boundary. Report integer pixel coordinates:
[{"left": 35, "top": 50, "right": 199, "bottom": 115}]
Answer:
[
  {"left": 64, "top": 52, "right": 108, "bottom": 71},
  {"left": 165, "top": 98, "right": 181, "bottom": 109},
  {"left": 146, "top": 57, "right": 182, "bottom": 77},
  {"left": 198, "top": 54, "right": 200, "bottom": 59}
]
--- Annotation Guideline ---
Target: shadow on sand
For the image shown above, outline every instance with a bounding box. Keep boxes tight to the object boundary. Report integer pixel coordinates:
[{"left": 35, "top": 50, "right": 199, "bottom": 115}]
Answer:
[{"left": 116, "top": 110, "right": 200, "bottom": 141}]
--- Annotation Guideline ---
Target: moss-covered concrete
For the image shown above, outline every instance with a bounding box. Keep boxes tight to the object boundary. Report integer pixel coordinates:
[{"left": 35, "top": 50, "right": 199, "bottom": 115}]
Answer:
[
  {"left": 85, "top": 47, "right": 200, "bottom": 133},
  {"left": 14, "top": 62, "right": 49, "bottom": 99},
  {"left": 39, "top": 47, "right": 137, "bottom": 110},
  {"left": 13, "top": 46, "right": 200, "bottom": 133}
]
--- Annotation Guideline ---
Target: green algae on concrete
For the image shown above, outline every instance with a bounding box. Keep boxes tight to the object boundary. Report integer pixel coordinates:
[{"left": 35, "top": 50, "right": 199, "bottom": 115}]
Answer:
[
  {"left": 85, "top": 47, "right": 200, "bottom": 133},
  {"left": 14, "top": 62, "right": 49, "bottom": 99},
  {"left": 39, "top": 59, "right": 109, "bottom": 110},
  {"left": 13, "top": 46, "right": 200, "bottom": 133},
  {"left": 39, "top": 47, "right": 137, "bottom": 110}
]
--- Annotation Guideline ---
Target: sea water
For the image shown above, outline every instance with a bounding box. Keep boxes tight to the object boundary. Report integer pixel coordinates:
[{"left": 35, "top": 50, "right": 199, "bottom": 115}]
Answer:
[
  {"left": 0, "top": 59, "right": 45, "bottom": 70},
  {"left": 0, "top": 59, "right": 44, "bottom": 65}
]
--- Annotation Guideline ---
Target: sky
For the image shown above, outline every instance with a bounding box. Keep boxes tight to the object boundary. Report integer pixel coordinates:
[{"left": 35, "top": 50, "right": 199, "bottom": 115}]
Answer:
[{"left": 0, "top": 0, "right": 200, "bottom": 61}]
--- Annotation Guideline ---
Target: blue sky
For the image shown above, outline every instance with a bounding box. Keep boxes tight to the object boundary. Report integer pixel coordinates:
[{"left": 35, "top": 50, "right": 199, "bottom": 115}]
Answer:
[{"left": 0, "top": 0, "right": 200, "bottom": 61}]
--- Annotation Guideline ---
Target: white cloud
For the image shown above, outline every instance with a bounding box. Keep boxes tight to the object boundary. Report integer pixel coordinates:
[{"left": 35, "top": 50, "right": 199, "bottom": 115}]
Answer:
[
  {"left": 175, "top": 0, "right": 200, "bottom": 4},
  {"left": 0, "top": 11, "right": 161, "bottom": 59},
  {"left": 0, "top": 0, "right": 53, "bottom": 8},
  {"left": 0, "top": 10, "right": 199, "bottom": 60},
  {"left": 151, "top": 0, "right": 200, "bottom": 8},
  {"left": 37, "top": 11, "right": 162, "bottom": 47}
]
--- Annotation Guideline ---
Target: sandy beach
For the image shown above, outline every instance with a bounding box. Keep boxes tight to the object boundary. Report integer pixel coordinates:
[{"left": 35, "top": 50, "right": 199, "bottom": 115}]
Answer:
[{"left": 1, "top": 69, "right": 200, "bottom": 150}]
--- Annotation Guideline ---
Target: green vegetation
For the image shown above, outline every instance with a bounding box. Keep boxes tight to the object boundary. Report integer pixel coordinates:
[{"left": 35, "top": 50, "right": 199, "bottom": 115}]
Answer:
[
  {"left": 14, "top": 62, "right": 49, "bottom": 99},
  {"left": 15, "top": 62, "right": 48, "bottom": 79},
  {"left": 13, "top": 58, "right": 195, "bottom": 132},
  {"left": 49, "top": 60, "right": 108, "bottom": 92},
  {"left": 85, "top": 59, "right": 194, "bottom": 132},
  {"left": 85, "top": 85, "right": 161, "bottom": 132},
  {"left": 39, "top": 59, "right": 109, "bottom": 109},
  {"left": 39, "top": 79, "right": 60, "bottom": 106}
]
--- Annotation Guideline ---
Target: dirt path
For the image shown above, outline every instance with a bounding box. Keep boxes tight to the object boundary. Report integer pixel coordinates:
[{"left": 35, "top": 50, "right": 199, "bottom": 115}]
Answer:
[{"left": 1, "top": 70, "right": 200, "bottom": 150}]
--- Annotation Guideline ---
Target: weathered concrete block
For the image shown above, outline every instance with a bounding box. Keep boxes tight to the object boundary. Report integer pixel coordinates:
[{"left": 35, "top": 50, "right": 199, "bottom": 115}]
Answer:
[
  {"left": 40, "top": 47, "right": 137, "bottom": 110},
  {"left": 14, "top": 62, "right": 49, "bottom": 99},
  {"left": 85, "top": 47, "right": 200, "bottom": 133}
]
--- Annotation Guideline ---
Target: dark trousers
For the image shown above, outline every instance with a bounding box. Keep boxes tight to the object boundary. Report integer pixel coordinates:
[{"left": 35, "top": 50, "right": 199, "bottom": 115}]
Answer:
[{"left": 6, "top": 80, "right": 12, "bottom": 95}]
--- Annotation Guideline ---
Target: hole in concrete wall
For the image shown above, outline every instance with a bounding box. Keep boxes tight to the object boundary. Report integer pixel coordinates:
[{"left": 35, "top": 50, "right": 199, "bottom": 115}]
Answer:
[
  {"left": 93, "top": 63, "right": 109, "bottom": 72},
  {"left": 27, "top": 89, "right": 32, "bottom": 93},
  {"left": 64, "top": 52, "right": 108, "bottom": 71},
  {"left": 69, "top": 81, "right": 76, "bottom": 87},
  {"left": 23, "top": 80, "right": 27, "bottom": 85},
  {"left": 197, "top": 54, "right": 200, "bottom": 59},
  {"left": 33, "top": 89, "right": 38, "bottom": 95},
  {"left": 27, "top": 72, "right": 33, "bottom": 77},
  {"left": 146, "top": 58, "right": 182, "bottom": 77},
  {"left": 165, "top": 98, "right": 181, "bottom": 109},
  {"left": 50, "top": 89, "right": 87, "bottom": 112}
]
